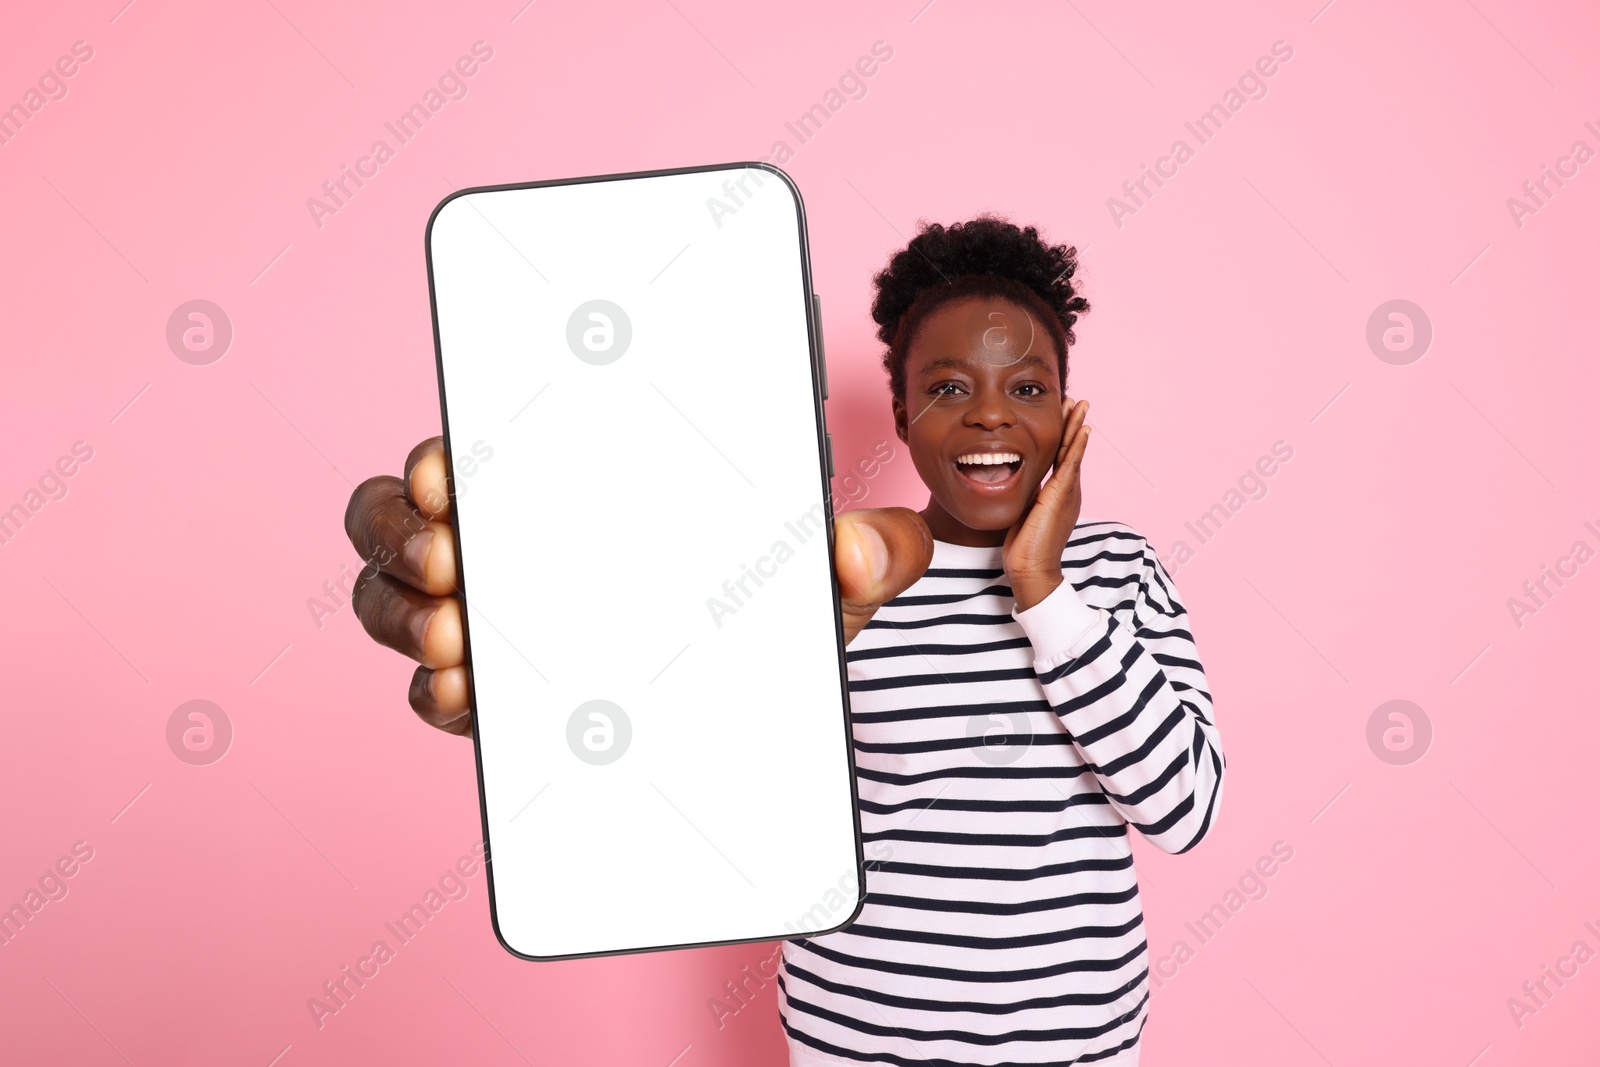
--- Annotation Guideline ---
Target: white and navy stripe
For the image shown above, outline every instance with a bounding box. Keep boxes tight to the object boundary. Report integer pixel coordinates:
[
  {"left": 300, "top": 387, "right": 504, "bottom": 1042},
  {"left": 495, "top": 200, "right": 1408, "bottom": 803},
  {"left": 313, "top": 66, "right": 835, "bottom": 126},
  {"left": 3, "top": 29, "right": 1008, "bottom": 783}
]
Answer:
[{"left": 779, "top": 520, "right": 1226, "bottom": 1067}]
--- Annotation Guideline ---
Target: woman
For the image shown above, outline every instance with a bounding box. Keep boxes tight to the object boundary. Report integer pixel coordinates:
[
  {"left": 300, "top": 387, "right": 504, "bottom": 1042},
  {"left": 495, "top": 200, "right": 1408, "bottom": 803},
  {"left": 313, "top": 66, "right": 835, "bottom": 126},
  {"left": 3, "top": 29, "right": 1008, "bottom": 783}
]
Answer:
[{"left": 344, "top": 214, "right": 1225, "bottom": 1066}]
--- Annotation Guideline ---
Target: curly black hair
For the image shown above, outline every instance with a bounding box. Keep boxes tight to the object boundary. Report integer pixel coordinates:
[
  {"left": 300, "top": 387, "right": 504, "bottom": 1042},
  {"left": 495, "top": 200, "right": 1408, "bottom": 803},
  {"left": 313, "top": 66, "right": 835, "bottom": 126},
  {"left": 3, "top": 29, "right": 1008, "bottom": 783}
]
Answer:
[{"left": 870, "top": 214, "right": 1089, "bottom": 402}]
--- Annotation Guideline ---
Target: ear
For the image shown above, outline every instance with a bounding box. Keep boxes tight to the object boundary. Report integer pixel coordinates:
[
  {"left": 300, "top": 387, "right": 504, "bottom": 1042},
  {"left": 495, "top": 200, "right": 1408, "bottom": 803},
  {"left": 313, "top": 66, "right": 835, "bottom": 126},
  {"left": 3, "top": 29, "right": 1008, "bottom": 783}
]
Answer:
[{"left": 891, "top": 392, "right": 908, "bottom": 445}]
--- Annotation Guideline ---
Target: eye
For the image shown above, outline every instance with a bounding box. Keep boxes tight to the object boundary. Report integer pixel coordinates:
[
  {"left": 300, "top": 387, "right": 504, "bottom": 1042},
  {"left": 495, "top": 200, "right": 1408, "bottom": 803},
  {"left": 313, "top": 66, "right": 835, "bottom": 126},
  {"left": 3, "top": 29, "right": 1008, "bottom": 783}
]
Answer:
[
  {"left": 930, "top": 382, "right": 965, "bottom": 397},
  {"left": 1015, "top": 383, "right": 1046, "bottom": 397}
]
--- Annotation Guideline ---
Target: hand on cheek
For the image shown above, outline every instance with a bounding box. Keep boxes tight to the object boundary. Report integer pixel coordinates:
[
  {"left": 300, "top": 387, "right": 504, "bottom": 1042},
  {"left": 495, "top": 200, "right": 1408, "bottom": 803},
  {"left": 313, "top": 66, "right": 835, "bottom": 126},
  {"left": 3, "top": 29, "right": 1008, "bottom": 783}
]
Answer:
[{"left": 1002, "top": 396, "right": 1090, "bottom": 612}]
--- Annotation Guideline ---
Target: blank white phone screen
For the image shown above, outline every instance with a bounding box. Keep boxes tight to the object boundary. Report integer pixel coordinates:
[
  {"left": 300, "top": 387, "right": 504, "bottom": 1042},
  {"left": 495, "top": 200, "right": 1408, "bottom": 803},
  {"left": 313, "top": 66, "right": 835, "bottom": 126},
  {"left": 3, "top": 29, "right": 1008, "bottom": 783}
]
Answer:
[{"left": 427, "top": 164, "right": 861, "bottom": 960}]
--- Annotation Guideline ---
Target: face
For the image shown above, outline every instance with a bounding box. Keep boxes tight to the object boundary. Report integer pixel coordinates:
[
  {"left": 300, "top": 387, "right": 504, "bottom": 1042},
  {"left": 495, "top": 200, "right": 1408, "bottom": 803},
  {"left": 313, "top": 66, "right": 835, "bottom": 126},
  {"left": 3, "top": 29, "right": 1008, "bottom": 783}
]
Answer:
[{"left": 892, "top": 296, "right": 1066, "bottom": 547}]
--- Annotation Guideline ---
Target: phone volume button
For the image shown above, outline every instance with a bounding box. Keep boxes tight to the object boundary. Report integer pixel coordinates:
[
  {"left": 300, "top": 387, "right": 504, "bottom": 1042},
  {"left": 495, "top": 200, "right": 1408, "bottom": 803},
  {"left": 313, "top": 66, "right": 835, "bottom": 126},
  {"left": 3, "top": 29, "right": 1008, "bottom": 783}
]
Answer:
[
  {"left": 826, "top": 433, "right": 834, "bottom": 478},
  {"left": 813, "top": 293, "right": 828, "bottom": 401}
]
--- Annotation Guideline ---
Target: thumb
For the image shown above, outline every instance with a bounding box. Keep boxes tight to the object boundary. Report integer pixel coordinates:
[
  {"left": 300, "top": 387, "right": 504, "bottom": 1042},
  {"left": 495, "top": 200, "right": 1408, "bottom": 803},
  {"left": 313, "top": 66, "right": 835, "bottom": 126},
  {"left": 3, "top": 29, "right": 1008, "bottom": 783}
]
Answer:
[{"left": 834, "top": 507, "right": 934, "bottom": 646}]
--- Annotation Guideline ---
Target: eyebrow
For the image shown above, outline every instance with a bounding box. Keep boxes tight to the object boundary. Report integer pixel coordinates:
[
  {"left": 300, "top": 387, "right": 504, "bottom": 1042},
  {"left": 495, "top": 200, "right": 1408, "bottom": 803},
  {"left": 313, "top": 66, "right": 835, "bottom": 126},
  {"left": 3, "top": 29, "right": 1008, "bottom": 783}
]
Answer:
[{"left": 919, "top": 354, "right": 1053, "bottom": 377}]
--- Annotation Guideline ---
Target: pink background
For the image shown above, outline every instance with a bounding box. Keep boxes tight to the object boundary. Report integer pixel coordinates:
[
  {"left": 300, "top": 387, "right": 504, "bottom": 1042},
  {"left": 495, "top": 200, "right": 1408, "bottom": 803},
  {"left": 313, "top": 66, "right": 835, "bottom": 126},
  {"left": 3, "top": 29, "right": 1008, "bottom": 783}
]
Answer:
[{"left": 3, "top": 0, "right": 1598, "bottom": 1063}]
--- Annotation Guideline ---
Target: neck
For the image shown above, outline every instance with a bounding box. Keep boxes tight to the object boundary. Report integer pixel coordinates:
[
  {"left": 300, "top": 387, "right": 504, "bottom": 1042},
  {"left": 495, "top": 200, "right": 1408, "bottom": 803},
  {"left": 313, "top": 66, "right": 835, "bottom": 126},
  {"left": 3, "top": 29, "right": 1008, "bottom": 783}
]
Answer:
[{"left": 919, "top": 498, "right": 1007, "bottom": 547}]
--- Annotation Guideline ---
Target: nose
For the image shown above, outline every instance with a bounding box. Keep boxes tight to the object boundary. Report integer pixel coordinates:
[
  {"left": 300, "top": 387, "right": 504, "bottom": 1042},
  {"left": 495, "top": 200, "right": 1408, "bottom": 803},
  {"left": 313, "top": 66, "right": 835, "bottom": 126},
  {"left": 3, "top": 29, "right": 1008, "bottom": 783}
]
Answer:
[{"left": 962, "top": 378, "right": 1021, "bottom": 430}]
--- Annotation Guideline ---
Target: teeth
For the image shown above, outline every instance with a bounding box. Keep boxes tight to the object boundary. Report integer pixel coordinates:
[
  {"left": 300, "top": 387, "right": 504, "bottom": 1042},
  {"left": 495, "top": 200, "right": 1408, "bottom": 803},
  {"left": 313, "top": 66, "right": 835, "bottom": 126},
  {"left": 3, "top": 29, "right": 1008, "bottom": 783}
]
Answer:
[{"left": 956, "top": 453, "right": 1021, "bottom": 465}]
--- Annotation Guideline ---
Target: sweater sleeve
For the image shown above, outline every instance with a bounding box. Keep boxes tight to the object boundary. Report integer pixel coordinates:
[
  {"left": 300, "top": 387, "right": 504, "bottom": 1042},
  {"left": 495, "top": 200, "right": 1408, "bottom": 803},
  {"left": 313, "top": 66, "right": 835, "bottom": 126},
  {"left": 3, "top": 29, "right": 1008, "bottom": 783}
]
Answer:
[{"left": 1011, "top": 536, "right": 1226, "bottom": 854}]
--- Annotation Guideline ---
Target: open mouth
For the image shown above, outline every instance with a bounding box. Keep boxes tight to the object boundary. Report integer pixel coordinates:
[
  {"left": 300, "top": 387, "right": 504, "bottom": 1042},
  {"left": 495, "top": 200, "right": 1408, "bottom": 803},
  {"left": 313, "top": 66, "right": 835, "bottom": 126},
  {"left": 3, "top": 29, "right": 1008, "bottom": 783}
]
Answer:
[{"left": 953, "top": 452, "right": 1024, "bottom": 492}]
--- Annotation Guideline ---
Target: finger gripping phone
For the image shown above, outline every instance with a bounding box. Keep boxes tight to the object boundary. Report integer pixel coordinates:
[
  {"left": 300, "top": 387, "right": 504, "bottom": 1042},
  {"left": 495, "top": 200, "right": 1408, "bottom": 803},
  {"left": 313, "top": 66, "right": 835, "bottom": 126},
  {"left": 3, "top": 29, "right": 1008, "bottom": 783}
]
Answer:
[{"left": 425, "top": 162, "right": 861, "bottom": 961}]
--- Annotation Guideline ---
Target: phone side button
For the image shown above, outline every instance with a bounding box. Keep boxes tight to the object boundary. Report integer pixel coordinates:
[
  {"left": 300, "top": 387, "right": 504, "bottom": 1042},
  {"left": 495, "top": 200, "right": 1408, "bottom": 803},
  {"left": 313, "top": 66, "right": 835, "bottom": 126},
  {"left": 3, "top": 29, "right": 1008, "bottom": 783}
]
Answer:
[
  {"left": 826, "top": 433, "right": 834, "bottom": 478},
  {"left": 813, "top": 292, "right": 828, "bottom": 401}
]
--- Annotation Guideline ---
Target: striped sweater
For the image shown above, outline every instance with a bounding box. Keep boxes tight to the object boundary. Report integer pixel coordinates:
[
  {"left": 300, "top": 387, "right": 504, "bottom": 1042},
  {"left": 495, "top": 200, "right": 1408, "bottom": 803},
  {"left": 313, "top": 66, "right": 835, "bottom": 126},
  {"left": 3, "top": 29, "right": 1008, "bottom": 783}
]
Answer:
[{"left": 778, "top": 520, "right": 1226, "bottom": 1067}]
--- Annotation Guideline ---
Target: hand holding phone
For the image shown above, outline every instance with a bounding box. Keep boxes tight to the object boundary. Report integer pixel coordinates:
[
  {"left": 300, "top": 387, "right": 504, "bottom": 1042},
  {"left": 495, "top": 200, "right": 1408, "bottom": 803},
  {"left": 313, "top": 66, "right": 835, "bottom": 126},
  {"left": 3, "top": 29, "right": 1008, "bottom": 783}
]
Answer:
[{"left": 343, "top": 439, "right": 932, "bottom": 736}]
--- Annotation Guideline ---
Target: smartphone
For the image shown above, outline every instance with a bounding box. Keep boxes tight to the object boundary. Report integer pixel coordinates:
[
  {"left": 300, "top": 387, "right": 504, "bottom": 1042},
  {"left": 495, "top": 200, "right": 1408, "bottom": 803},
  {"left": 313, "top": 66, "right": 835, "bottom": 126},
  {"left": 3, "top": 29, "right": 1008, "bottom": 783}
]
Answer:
[{"left": 424, "top": 162, "right": 862, "bottom": 961}]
